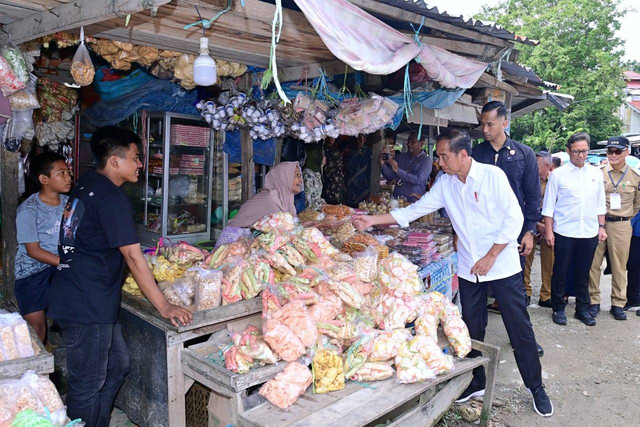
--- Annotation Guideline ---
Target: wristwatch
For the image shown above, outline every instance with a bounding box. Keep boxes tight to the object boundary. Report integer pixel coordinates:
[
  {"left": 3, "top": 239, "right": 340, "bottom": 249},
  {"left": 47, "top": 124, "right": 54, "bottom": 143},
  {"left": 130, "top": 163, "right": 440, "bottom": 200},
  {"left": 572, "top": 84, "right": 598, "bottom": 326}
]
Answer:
[
  {"left": 527, "top": 229, "right": 537, "bottom": 235},
  {"left": 599, "top": 224, "right": 606, "bottom": 229}
]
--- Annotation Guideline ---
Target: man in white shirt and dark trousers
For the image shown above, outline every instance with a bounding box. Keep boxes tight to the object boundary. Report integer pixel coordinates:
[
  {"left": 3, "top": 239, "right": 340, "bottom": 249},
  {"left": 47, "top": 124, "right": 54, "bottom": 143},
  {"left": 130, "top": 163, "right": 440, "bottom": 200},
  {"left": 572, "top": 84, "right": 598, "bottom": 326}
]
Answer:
[
  {"left": 353, "top": 129, "right": 553, "bottom": 417},
  {"left": 542, "top": 132, "right": 607, "bottom": 326}
]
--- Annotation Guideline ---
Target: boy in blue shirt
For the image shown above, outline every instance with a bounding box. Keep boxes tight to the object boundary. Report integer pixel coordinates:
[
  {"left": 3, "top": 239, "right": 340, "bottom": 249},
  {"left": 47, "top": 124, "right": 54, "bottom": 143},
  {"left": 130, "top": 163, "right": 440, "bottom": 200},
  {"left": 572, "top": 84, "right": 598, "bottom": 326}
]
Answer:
[{"left": 15, "top": 152, "right": 72, "bottom": 343}]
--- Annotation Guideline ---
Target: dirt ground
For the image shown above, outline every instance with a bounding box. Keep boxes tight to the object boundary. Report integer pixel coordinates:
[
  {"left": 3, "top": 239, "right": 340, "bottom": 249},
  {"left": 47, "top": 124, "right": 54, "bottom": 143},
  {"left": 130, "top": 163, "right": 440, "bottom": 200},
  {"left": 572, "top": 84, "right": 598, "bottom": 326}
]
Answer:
[{"left": 440, "top": 250, "right": 640, "bottom": 426}]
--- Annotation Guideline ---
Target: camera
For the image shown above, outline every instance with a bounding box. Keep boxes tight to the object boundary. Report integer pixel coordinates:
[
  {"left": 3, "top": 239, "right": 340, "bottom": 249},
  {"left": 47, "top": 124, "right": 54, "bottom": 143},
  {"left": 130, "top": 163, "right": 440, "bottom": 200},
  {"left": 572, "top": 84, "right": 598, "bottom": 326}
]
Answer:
[{"left": 382, "top": 153, "right": 390, "bottom": 161}]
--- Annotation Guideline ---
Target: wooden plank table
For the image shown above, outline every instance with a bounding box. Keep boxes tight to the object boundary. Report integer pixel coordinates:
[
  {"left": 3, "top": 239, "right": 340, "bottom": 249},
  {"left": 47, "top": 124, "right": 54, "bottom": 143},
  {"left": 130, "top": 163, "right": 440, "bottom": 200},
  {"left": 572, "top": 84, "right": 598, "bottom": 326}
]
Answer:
[
  {"left": 115, "top": 292, "right": 262, "bottom": 427},
  {"left": 0, "top": 300, "right": 54, "bottom": 379},
  {"left": 239, "top": 340, "right": 500, "bottom": 427}
]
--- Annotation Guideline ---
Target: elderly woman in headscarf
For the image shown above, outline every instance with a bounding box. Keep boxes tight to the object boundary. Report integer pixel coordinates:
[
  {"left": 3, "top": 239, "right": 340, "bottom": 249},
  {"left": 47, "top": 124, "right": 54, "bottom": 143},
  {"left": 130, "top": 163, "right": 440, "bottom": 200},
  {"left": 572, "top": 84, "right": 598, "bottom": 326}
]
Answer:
[{"left": 215, "top": 161, "right": 303, "bottom": 247}]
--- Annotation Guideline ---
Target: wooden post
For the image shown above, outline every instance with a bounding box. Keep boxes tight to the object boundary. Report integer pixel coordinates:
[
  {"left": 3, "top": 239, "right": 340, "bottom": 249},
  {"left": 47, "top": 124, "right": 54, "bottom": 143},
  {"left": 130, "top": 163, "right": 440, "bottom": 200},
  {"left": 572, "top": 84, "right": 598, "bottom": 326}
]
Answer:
[
  {"left": 1, "top": 147, "right": 19, "bottom": 302},
  {"left": 273, "top": 138, "right": 283, "bottom": 166},
  {"left": 240, "top": 128, "right": 254, "bottom": 203},
  {"left": 370, "top": 130, "right": 383, "bottom": 196},
  {"left": 504, "top": 92, "right": 513, "bottom": 137}
]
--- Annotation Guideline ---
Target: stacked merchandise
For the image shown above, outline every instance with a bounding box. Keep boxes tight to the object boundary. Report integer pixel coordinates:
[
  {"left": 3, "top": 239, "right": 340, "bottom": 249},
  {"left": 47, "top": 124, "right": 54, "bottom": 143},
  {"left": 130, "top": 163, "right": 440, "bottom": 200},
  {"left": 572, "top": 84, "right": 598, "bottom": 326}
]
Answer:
[
  {"left": 170, "top": 124, "right": 210, "bottom": 147},
  {"left": 0, "top": 311, "right": 35, "bottom": 361},
  {"left": 142, "top": 211, "right": 471, "bottom": 410},
  {"left": 179, "top": 154, "right": 206, "bottom": 176}
]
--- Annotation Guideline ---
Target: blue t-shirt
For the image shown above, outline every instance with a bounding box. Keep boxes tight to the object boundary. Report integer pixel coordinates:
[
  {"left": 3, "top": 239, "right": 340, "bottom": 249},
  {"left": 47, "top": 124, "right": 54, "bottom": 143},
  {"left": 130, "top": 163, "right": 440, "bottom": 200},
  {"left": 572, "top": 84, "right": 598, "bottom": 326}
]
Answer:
[
  {"left": 14, "top": 193, "right": 68, "bottom": 280},
  {"left": 48, "top": 171, "right": 139, "bottom": 324}
]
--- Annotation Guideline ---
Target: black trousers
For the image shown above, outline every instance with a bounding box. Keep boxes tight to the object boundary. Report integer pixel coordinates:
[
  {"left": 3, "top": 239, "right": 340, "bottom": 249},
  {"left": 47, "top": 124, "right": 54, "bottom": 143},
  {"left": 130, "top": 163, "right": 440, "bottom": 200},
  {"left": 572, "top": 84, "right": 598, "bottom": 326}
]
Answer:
[
  {"left": 551, "top": 233, "right": 598, "bottom": 313},
  {"left": 627, "top": 236, "right": 640, "bottom": 306},
  {"left": 460, "top": 274, "right": 542, "bottom": 391}
]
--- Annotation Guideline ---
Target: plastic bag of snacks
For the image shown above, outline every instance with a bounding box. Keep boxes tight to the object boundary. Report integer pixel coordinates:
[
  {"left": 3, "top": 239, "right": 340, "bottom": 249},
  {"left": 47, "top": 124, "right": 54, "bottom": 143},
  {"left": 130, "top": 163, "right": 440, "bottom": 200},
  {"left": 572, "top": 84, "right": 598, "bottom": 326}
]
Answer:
[
  {"left": 262, "top": 285, "right": 285, "bottom": 318},
  {"left": 192, "top": 267, "right": 223, "bottom": 310},
  {"left": 394, "top": 343, "right": 436, "bottom": 384},
  {"left": 353, "top": 246, "right": 378, "bottom": 283},
  {"left": 8, "top": 74, "right": 40, "bottom": 111},
  {"left": 328, "top": 280, "right": 365, "bottom": 310},
  {"left": 0, "top": 40, "right": 28, "bottom": 96},
  {"left": 308, "top": 294, "right": 343, "bottom": 323},
  {"left": 257, "top": 231, "right": 290, "bottom": 254},
  {"left": 440, "top": 299, "right": 472, "bottom": 357},
  {"left": 259, "top": 362, "right": 312, "bottom": 409},
  {"left": 231, "top": 325, "right": 278, "bottom": 365},
  {"left": 272, "top": 300, "right": 318, "bottom": 347},
  {"left": 22, "top": 371, "right": 66, "bottom": 426},
  {"left": 301, "top": 227, "right": 339, "bottom": 256},
  {"left": 276, "top": 282, "right": 319, "bottom": 306},
  {"left": 368, "top": 328, "right": 412, "bottom": 362},
  {"left": 377, "top": 295, "right": 419, "bottom": 331},
  {"left": 312, "top": 349, "right": 345, "bottom": 393},
  {"left": 158, "top": 277, "right": 195, "bottom": 308},
  {"left": 406, "top": 335, "right": 454, "bottom": 375},
  {"left": 343, "top": 334, "right": 373, "bottom": 379},
  {"left": 221, "top": 257, "right": 245, "bottom": 305},
  {"left": 350, "top": 362, "right": 395, "bottom": 382},
  {"left": 414, "top": 313, "right": 439, "bottom": 340},
  {"left": 223, "top": 344, "right": 254, "bottom": 374},
  {"left": 262, "top": 319, "right": 306, "bottom": 362},
  {"left": 253, "top": 212, "right": 296, "bottom": 233},
  {"left": 70, "top": 27, "right": 95, "bottom": 86},
  {"left": 377, "top": 252, "right": 423, "bottom": 296}
]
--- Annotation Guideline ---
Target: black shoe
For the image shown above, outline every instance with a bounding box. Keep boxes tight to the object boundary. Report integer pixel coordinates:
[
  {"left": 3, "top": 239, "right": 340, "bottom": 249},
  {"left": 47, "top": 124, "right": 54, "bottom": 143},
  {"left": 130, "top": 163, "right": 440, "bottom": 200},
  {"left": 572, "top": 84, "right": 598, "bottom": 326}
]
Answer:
[
  {"left": 538, "top": 299, "right": 553, "bottom": 308},
  {"left": 574, "top": 311, "right": 596, "bottom": 326},
  {"left": 529, "top": 385, "right": 553, "bottom": 417},
  {"left": 487, "top": 303, "right": 500, "bottom": 314},
  {"left": 455, "top": 384, "right": 485, "bottom": 403},
  {"left": 610, "top": 306, "right": 627, "bottom": 320},
  {"left": 552, "top": 311, "right": 567, "bottom": 325},
  {"left": 525, "top": 295, "right": 531, "bottom": 306},
  {"left": 637, "top": 309, "right": 640, "bottom": 316},
  {"left": 537, "top": 343, "right": 544, "bottom": 357},
  {"left": 623, "top": 302, "right": 640, "bottom": 311},
  {"left": 587, "top": 304, "right": 600, "bottom": 318}
]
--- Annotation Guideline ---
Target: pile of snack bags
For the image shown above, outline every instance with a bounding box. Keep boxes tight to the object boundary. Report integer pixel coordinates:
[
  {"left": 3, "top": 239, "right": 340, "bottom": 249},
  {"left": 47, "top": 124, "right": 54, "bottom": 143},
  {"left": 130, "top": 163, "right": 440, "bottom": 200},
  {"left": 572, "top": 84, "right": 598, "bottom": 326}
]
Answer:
[
  {"left": 0, "top": 371, "right": 71, "bottom": 426},
  {"left": 149, "top": 212, "right": 471, "bottom": 410}
]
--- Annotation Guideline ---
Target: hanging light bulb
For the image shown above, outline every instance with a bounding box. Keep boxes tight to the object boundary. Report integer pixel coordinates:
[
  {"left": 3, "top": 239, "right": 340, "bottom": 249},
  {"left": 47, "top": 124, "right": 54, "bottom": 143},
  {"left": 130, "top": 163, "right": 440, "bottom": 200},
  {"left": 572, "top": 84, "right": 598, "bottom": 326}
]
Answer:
[{"left": 194, "top": 37, "right": 217, "bottom": 86}]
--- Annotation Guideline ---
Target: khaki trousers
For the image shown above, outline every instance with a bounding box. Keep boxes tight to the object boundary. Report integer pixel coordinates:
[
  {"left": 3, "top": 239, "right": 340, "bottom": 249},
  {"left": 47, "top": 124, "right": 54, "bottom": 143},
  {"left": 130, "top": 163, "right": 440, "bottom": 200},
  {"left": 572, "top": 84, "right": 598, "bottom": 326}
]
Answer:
[
  {"left": 589, "top": 220, "right": 633, "bottom": 307},
  {"left": 524, "top": 236, "right": 554, "bottom": 300}
]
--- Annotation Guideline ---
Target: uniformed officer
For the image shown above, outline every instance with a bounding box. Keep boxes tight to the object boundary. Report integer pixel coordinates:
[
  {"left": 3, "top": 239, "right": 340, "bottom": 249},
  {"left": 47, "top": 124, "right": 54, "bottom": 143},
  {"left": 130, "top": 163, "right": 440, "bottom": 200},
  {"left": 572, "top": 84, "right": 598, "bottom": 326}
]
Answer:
[{"left": 588, "top": 136, "right": 640, "bottom": 320}]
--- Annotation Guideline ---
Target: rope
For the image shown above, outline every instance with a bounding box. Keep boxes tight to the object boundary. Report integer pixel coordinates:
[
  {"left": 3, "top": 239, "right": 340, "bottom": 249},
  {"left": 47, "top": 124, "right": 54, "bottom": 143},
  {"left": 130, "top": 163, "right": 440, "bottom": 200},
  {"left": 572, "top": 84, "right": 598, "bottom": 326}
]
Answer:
[
  {"left": 184, "top": 0, "right": 233, "bottom": 30},
  {"left": 403, "top": 16, "right": 426, "bottom": 119},
  {"left": 261, "top": 0, "right": 290, "bottom": 104}
]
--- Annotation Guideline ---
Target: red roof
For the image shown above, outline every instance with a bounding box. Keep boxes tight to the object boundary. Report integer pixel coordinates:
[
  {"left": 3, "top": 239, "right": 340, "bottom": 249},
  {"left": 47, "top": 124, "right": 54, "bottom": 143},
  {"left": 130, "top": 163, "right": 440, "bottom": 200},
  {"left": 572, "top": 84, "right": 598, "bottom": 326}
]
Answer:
[
  {"left": 625, "top": 71, "right": 640, "bottom": 80},
  {"left": 631, "top": 101, "right": 640, "bottom": 112}
]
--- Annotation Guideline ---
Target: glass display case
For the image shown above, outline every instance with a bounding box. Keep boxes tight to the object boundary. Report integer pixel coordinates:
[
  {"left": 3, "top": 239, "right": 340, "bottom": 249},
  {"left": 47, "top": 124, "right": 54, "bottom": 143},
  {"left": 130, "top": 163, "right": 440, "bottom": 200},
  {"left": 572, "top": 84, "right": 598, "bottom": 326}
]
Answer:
[{"left": 131, "top": 112, "right": 214, "bottom": 246}]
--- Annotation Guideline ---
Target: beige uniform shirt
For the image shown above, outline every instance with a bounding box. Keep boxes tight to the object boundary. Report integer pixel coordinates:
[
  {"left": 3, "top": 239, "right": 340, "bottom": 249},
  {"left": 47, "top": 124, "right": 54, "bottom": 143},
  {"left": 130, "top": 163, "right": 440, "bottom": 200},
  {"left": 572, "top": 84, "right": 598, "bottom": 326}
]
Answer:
[{"left": 601, "top": 164, "right": 640, "bottom": 217}]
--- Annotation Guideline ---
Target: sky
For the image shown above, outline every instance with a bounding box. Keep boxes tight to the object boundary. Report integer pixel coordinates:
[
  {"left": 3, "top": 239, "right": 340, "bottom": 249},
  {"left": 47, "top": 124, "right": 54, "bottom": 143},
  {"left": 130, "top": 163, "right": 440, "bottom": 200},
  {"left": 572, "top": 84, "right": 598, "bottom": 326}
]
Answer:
[{"left": 425, "top": 0, "right": 639, "bottom": 62}]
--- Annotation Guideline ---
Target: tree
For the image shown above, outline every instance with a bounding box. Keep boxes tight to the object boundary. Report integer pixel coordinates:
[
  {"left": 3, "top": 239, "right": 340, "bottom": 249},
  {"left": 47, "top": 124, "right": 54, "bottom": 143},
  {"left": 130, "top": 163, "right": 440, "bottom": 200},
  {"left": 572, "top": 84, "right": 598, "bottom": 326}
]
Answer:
[
  {"left": 477, "top": 0, "right": 627, "bottom": 151},
  {"left": 624, "top": 60, "right": 640, "bottom": 73}
]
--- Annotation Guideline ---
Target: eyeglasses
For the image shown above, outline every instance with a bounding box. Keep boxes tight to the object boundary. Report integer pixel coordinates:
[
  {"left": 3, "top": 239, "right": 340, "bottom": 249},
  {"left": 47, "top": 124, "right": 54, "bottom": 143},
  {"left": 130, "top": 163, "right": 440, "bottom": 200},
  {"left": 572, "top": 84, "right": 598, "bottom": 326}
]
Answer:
[
  {"left": 569, "top": 150, "right": 589, "bottom": 156},
  {"left": 607, "top": 148, "right": 624, "bottom": 155}
]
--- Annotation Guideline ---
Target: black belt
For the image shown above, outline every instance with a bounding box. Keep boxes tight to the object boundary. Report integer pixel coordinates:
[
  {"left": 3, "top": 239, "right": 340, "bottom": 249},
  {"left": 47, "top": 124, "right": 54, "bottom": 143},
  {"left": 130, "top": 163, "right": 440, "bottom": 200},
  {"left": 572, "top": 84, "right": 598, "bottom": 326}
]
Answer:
[{"left": 605, "top": 216, "right": 631, "bottom": 222}]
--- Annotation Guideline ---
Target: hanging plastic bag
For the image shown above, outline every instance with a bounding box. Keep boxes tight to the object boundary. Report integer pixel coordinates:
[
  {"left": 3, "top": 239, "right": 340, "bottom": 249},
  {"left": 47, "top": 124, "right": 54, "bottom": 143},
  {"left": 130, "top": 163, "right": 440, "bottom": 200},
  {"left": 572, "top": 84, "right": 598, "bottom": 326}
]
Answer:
[
  {"left": 70, "top": 27, "right": 95, "bottom": 86},
  {"left": 10, "top": 110, "right": 34, "bottom": 142},
  {"left": 0, "top": 39, "right": 28, "bottom": 96},
  {"left": 8, "top": 74, "right": 40, "bottom": 111}
]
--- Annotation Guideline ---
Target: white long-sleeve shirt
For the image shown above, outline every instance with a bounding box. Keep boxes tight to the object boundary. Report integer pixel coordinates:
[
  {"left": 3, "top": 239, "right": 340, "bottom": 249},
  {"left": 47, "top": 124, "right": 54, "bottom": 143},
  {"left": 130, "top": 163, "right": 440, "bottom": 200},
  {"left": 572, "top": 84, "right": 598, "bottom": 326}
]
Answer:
[
  {"left": 541, "top": 161, "right": 606, "bottom": 238},
  {"left": 390, "top": 160, "right": 523, "bottom": 282}
]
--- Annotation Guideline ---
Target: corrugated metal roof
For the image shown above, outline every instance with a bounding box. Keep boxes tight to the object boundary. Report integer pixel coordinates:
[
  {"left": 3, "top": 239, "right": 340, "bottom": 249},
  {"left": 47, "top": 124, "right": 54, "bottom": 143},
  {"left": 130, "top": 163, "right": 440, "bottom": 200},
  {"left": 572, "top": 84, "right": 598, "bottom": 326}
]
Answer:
[{"left": 374, "top": 0, "right": 538, "bottom": 46}]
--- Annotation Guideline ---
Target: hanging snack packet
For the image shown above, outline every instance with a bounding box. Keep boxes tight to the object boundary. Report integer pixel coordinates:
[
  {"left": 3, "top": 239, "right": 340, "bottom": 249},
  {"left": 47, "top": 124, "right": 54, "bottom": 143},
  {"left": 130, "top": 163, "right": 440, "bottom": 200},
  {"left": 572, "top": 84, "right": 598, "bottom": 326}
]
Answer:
[{"left": 70, "top": 27, "right": 95, "bottom": 86}]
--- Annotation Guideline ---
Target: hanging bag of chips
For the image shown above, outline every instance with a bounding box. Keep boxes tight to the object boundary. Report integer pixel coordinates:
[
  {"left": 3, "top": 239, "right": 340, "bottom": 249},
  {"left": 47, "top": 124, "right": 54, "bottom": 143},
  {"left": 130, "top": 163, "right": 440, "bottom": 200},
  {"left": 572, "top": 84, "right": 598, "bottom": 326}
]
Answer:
[{"left": 70, "top": 27, "right": 95, "bottom": 86}]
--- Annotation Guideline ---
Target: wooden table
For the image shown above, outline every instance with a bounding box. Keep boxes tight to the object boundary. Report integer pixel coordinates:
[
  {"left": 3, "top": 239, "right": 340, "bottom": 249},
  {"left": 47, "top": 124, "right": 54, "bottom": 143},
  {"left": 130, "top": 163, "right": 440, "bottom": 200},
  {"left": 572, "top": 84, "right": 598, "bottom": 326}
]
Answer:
[
  {"left": 183, "top": 335, "right": 499, "bottom": 427},
  {"left": 115, "top": 293, "right": 262, "bottom": 427},
  {"left": 0, "top": 299, "right": 54, "bottom": 380}
]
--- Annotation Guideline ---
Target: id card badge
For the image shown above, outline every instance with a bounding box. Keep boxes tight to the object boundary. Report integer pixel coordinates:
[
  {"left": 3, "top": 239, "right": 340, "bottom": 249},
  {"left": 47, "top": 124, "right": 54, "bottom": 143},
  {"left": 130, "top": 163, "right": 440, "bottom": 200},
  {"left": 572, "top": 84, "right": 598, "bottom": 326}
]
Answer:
[{"left": 610, "top": 192, "right": 622, "bottom": 210}]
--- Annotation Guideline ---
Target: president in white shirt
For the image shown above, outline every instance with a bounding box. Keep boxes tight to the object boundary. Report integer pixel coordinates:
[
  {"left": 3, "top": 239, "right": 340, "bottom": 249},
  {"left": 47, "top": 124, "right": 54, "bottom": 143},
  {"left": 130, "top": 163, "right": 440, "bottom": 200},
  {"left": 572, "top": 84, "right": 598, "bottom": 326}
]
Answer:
[
  {"left": 542, "top": 132, "right": 607, "bottom": 327},
  {"left": 353, "top": 129, "right": 553, "bottom": 417}
]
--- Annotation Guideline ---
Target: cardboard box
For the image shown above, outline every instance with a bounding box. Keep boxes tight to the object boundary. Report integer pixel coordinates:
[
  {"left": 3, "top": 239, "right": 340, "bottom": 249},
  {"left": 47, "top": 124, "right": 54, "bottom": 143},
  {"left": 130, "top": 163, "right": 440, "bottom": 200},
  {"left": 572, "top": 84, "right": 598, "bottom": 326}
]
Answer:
[{"left": 208, "top": 390, "right": 234, "bottom": 427}]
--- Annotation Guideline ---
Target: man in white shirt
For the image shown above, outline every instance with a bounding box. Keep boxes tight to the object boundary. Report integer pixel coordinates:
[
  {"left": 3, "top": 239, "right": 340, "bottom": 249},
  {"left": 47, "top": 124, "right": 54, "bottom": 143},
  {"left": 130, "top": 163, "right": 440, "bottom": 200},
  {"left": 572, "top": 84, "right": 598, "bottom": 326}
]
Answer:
[
  {"left": 353, "top": 129, "right": 553, "bottom": 418},
  {"left": 542, "top": 132, "right": 607, "bottom": 327}
]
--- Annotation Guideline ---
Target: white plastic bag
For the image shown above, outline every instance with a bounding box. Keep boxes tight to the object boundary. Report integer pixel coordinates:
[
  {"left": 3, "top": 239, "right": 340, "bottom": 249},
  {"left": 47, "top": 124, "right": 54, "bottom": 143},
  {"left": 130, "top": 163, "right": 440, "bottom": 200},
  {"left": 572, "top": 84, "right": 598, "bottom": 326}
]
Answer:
[
  {"left": 70, "top": 27, "right": 95, "bottom": 86},
  {"left": 192, "top": 267, "right": 223, "bottom": 311}
]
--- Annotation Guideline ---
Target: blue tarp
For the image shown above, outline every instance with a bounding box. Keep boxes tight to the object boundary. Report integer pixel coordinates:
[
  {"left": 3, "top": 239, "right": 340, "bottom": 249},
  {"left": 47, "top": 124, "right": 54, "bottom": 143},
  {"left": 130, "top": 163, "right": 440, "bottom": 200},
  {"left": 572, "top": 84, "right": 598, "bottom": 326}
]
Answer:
[
  {"left": 223, "top": 130, "right": 276, "bottom": 166},
  {"left": 387, "top": 89, "right": 466, "bottom": 130},
  {"left": 83, "top": 79, "right": 199, "bottom": 127},
  {"left": 93, "top": 67, "right": 155, "bottom": 101}
]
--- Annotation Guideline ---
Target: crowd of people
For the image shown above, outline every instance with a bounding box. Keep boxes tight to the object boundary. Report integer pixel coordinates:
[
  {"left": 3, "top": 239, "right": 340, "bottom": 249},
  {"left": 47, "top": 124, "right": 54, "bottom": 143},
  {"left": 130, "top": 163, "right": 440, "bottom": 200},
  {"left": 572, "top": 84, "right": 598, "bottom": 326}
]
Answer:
[{"left": 11, "top": 100, "right": 639, "bottom": 423}]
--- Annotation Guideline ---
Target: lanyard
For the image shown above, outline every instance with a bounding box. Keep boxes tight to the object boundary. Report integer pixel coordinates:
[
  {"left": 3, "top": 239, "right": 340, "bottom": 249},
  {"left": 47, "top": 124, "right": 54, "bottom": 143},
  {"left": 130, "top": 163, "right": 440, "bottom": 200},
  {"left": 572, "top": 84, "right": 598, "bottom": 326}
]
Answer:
[{"left": 608, "top": 166, "right": 628, "bottom": 193}]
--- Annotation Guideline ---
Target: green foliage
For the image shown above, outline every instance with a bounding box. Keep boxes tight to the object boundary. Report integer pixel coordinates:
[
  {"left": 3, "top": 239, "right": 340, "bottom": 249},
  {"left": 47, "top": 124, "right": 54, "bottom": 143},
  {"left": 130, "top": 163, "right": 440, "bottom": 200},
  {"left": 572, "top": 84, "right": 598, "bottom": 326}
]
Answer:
[
  {"left": 476, "top": 0, "right": 628, "bottom": 151},
  {"left": 624, "top": 60, "right": 640, "bottom": 73}
]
